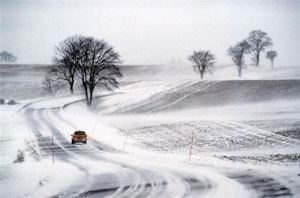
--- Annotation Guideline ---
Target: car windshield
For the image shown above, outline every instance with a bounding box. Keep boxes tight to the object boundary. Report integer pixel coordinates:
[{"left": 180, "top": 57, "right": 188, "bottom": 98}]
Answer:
[{"left": 75, "top": 131, "right": 85, "bottom": 135}]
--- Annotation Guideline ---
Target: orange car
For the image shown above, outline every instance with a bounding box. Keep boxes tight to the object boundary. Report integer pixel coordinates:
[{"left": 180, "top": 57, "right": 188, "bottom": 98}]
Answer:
[{"left": 71, "top": 131, "right": 87, "bottom": 144}]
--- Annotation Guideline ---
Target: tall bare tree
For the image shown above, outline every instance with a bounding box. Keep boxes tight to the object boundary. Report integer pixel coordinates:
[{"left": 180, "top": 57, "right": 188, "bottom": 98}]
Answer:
[
  {"left": 76, "top": 36, "right": 122, "bottom": 107},
  {"left": 0, "top": 51, "right": 17, "bottom": 63},
  {"left": 247, "top": 30, "right": 273, "bottom": 66},
  {"left": 228, "top": 40, "right": 251, "bottom": 77},
  {"left": 188, "top": 50, "right": 215, "bottom": 79},
  {"left": 266, "top": 50, "right": 278, "bottom": 69},
  {"left": 47, "top": 35, "right": 122, "bottom": 106},
  {"left": 51, "top": 35, "right": 82, "bottom": 94}
]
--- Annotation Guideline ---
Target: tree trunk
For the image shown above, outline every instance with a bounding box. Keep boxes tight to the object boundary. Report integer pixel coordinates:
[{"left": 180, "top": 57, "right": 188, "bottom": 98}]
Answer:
[
  {"left": 69, "top": 82, "right": 74, "bottom": 94},
  {"left": 200, "top": 71, "right": 204, "bottom": 79},
  {"left": 238, "top": 66, "right": 242, "bottom": 77},
  {"left": 88, "top": 86, "right": 94, "bottom": 107},
  {"left": 69, "top": 77, "right": 75, "bottom": 94},
  {"left": 82, "top": 82, "right": 89, "bottom": 106},
  {"left": 256, "top": 53, "right": 260, "bottom": 67},
  {"left": 271, "top": 60, "right": 274, "bottom": 69}
]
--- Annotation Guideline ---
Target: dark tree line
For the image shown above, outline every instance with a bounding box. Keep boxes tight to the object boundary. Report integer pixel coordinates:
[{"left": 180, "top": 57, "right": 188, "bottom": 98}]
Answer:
[{"left": 43, "top": 35, "right": 122, "bottom": 107}]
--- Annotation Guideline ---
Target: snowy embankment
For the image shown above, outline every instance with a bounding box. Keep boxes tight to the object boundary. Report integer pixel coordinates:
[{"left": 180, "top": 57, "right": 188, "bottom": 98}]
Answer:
[
  {"left": 121, "top": 64, "right": 300, "bottom": 81},
  {"left": 88, "top": 79, "right": 300, "bottom": 114}
]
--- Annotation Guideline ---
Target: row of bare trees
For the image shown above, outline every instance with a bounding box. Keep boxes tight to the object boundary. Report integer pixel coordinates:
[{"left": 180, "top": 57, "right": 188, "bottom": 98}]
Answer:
[
  {"left": 228, "top": 30, "right": 277, "bottom": 77},
  {"left": 43, "top": 35, "right": 122, "bottom": 107},
  {"left": 44, "top": 31, "right": 277, "bottom": 106},
  {"left": 188, "top": 30, "right": 278, "bottom": 78}
]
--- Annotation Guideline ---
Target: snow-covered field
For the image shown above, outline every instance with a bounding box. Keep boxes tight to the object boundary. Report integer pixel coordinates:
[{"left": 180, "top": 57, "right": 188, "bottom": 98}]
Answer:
[{"left": 1, "top": 64, "right": 300, "bottom": 197}]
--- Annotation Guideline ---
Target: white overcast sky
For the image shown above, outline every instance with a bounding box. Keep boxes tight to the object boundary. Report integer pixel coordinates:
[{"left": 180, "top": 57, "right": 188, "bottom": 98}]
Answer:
[{"left": 1, "top": 0, "right": 300, "bottom": 66}]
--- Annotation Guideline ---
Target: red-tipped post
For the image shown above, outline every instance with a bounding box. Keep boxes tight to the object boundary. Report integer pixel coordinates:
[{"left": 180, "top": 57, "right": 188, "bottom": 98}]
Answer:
[{"left": 189, "top": 131, "right": 194, "bottom": 161}]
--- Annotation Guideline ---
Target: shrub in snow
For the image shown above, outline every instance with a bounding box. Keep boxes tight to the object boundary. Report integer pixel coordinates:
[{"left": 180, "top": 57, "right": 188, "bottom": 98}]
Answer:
[
  {"left": 14, "top": 149, "right": 25, "bottom": 163},
  {"left": 25, "top": 140, "right": 42, "bottom": 161},
  {"left": 0, "top": 99, "right": 4, "bottom": 105},
  {"left": 7, "top": 99, "right": 17, "bottom": 105}
]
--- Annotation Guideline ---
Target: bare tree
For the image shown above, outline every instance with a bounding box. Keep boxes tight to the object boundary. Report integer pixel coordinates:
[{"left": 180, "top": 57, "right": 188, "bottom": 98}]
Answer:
[
  {"left": 0, "top": 51, "right": 17, "bottom": 63},
  {"left": 76, "top": 36, "right": 122, "bottom": 107},
  {"left": 47, "top": 35, "right": 122, "bottom": 106},
  {"left": 42, "top": 73, "right": 61, "bottom": 95},
  {"left": 188, "top": 50, "right": 215, "bottom": 79},
  {"left": 228, "top": 40, "right": 251, "bottom": 77},
  {"left": 51, "top": 36, "right": 82, "bottom": 94},
  {"left": 266, "top": 50, "right": 278, "bottom": 69},
  {"left": 247, "top": 30, "right": 273, "bottom": 66}
]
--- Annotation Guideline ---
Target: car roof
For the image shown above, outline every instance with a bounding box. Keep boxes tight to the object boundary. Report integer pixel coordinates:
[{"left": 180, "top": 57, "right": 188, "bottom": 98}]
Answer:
[{"left": 74, "top": 131, "right": 86, "bottom": 134}]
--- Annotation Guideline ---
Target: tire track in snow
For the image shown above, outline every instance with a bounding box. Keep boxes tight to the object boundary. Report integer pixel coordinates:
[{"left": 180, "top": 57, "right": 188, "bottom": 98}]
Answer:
[
  {"left": 51, "top": 109, "right": 116, "bottom": 153},
  {"left": 25, "top": 108, "right": 121, "bottom": 197},
  {"left": 227, "top": 172, "right": 293, "bottom": 198}
]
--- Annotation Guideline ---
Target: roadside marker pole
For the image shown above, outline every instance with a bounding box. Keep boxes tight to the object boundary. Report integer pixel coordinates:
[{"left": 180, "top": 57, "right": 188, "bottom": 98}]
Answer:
[
  {"left": 24, "top": 114, "right": 33, "bottom": 142},
  {"left": 189, "top": 131, "right": 194, "bottom": 161},
  {"left": 122, "top": 131, "right": 129, "bottom": 152},
  {"left": 52, "top": 135, "right": 54, "bottom": 164},
  {"left": 92, "top": 118, "right": 101, "bottom": 135}
]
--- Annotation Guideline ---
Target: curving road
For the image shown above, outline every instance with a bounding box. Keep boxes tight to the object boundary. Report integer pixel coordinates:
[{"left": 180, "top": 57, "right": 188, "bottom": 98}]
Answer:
[{"left": 23, "top": 108, "right": 226, "bottom": 197}]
